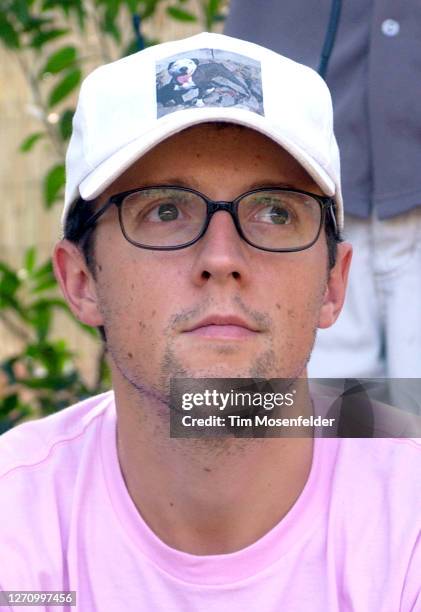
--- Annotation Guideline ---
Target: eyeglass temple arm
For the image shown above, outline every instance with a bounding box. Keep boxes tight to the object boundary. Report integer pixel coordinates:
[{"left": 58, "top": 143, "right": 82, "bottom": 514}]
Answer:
[
  {"left": 79, "top": 197, "right": 117, "bottom": 236},
  {"left": 325, "top": 198, "right": 339, "bottom": 237}
]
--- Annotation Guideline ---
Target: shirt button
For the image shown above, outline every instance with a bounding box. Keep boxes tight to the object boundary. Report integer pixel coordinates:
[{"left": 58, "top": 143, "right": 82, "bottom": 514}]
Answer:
[{"left": 381, "top": 19, "right": 400, "bottom": 36}]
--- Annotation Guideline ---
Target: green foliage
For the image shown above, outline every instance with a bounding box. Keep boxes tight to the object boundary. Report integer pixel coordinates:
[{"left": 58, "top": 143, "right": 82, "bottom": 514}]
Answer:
[
  {"left": 47, "top": 68, "right": 81, "bottom": 107},
  {"left": 0, "top": 249, "right": 111, "bottom": 433},
  {"left": 203, "top": 0, "right": 226, "bottom": 29},
  {"left": 40, "top": 45, "right": 78, "bottom": 75},
  {"left": 0, "top": 12, "right": 21, "bottom": 48},
  {"left": 30, "top": 28, "right": 69, "bottom": 50},
  {"left": 19, "top": 132, "right": 45, "bottom": 153},
  {"left": 0, "top": 0, "right": 228, "bottom": 431},
  {"left": 59, "top": 108, "right": 75, "bottom": 140},
  {"left": 43, "top": 163, "right": 66, "bottom": 208},
  {"left": 167, "top": 6, "right": 197, "bottom": 22}
]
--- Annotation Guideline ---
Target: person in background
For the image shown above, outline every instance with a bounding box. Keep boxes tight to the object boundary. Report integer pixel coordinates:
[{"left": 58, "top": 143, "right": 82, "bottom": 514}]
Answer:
[{"left": 225, "top": 0, "right": 421, "bottom": 379}]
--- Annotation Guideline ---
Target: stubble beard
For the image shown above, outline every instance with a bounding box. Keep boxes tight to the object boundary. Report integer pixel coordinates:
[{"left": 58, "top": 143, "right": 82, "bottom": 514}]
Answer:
[{"left": 102, "top": 283, "right": 324, "bottom": 455}]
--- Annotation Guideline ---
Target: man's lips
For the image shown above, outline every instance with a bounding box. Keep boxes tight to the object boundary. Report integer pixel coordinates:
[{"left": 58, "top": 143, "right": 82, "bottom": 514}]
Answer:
[{"left": 183, "top": 315, "right": 260, "bottom": 339}]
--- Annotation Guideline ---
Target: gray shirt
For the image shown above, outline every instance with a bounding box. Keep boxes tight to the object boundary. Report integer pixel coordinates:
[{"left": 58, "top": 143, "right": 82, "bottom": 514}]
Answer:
[{"left": 225, "top": 0, "right": 421, "bottom": 218}]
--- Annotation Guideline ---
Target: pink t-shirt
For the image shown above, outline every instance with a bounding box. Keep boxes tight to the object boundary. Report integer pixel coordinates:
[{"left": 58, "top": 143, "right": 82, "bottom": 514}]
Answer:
[{"left": 0, "top": 391, "right": 420, "bottom": 611}]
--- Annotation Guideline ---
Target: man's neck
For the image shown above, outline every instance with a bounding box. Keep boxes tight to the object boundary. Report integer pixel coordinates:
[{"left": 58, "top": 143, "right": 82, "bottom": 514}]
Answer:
[{"left": 114, "top": 380, "right": 314, "bottom": 556}]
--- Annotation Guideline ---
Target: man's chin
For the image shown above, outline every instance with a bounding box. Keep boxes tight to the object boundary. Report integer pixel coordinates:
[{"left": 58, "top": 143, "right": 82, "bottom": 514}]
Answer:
[
  {"left": 170, "top": 344, "right": 268, "bottom": 377},
  {"left": 162, "top": 361, "right": 295, "bottom": 383},
  {"left": 159, "top": 341, "right": 310, "bottom": 394}
]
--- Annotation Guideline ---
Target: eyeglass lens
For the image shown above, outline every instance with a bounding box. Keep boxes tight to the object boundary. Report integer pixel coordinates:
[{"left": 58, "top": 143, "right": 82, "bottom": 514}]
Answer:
[{"left": 119, "top": 187, "right": 322, "bottom": 249}]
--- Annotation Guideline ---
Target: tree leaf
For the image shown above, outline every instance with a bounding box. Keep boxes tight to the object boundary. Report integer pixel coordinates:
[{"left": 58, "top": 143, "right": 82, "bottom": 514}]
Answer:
[
  {"left": 47, "top": 69, "right": 81, "bottom": 108},
  {"left": 19, "top": 132, "right": 45, "bottom": 153},
  {"left": 30, "top": 259, "right": 56, "bottom": 293},
  {"left": 125, "top": 0, "right": 138, "bottom": 12},
  {"left": 208, "top": 0, "right": 221, "bottom": 15},
  {"left": 0, "top": 393, "right": 19, "bottom": 414},
  {"left": 24, "top": 247, "right": 37, "bottom": 273},
  {"left": 40, "top": 45, "right": 77, "bottom": 75},
  {"left": 166, "top": 6, "right": 197, "bottom": 22},
  {"left": 29, "top": 305, "right": 52, "bottom": 341},
  {"left": 32, "top": 259, "right": 53, "bottom": 280},
  {"left": 22, "top": 15, "right": 53, "bottom": 32},
  {"left": 102, "top": 0, "right": 121, "bottom": 43},
  {"left": 30, "top": 28, "right": 68, "bottom": 49},
  {"left": 29, "top": 298, "right": 67, "bottom": 310},
  {"left": 0, "top": 262, "right": 21, "bottom": 302},
  {"left": 58, "top": 108, "right": 74, "bottom": 140},
  {"left": 0, "top": 14, "right": 20, "bottom": 48},
  {"left": 31, "top": 278, "right": 57, "bottom": 293},
  {"left": 10, "top": 0, "right": 32, "bottom": 26},
  {"left": 204, "top": 0, "right": 224, "bottom": 30},
  {"left": 40, "top": 0, "right": 86, "bottom": 27},
  {"left": 43, "top": 164, "right": 65, "bottom": 208},
  {"left": 140, "top": 0, "right": 161, "bottom": 20}
]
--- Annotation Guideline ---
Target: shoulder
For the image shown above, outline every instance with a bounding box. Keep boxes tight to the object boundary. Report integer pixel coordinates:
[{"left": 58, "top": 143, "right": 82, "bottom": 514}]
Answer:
[
  {"left": 337, "top": 436, "right": 421, "bottom": 472},
  {"left": 329, "top": 437, "right": 421, "bottom": 546},
  {"left": 0, "top": 390, "right": 115, "bottom": 531},
  {"left": 0, "top": 390, "right": 114, "bottom": 478},
  {"left": 333, "top": 437, "right": 421, "bottom": 497},
  {"left": 0, "top": 391, "right": 115, "bottom": 586},
  {"left": 327, "top": 438, "right": 421, "bottom": 605}
]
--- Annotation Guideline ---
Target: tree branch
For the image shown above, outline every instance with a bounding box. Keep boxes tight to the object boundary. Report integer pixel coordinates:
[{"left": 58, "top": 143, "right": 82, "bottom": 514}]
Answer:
[{"left": 14, "top": 51, "right": 65, "bottom": 161}]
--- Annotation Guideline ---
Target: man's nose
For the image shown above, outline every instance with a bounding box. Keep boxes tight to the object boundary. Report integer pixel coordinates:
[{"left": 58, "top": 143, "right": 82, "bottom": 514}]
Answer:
[{"left": 190, "top": 210, "right": 251, "bottom": 286}]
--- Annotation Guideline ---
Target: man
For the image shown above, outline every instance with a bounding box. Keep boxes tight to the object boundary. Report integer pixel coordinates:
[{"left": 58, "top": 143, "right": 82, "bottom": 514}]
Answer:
[
  {"left": 0, "top": 33, "right": 419, "bottom": 611},
  {"left": 225, "top": 0, "right": 421, "bottom": 380}
]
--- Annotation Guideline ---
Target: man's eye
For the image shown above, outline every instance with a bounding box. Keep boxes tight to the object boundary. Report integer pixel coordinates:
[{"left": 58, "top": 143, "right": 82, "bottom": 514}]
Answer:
[
  {"left": 268, "top": 206, "right": 291, "bottom": 224},
  {"left": 257, "top": 205, "right": 292, "bottom": 225},
  {"left": 157, "top": 203, "right": 179, "bottom": 221},
  {"left": 146, "top": 202, "right": 181, "bottom": 222}
]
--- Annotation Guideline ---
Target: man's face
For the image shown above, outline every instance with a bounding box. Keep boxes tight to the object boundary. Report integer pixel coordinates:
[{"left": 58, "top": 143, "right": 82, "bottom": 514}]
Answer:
[{"left": 57, "top": 125, "right": 350, "bottom": 395}]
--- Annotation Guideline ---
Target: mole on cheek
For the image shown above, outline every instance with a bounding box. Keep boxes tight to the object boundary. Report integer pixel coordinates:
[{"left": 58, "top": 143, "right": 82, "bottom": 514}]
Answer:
[
  {"left": 151, "top": 310, "right": 156, "bottom": 317},
  {"left": 276, "top": 303, "right": 281, "bottom": 310},
  {"left": 127, "top": 352, "right": 133, "bottom": 359},
  {"left": 139, "top": 321, "right": 146, "bottom": 330}
]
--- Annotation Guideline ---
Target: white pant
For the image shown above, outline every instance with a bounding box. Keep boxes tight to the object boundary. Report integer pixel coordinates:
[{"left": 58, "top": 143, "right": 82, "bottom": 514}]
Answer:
[{"left": 308, "top": 207, "right": 421, "bottom": 378}]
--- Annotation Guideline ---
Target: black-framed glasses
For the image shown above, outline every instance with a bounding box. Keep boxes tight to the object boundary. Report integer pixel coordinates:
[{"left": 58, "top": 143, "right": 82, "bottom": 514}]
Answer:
[{"left": 79, "top": 186, "right": 338, "bottom": 253}]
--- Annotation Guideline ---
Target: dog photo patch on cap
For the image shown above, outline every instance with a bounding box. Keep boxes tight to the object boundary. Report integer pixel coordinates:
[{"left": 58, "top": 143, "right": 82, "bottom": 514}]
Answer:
[{"left": 156, "top": 48, "right": 263, "bottom": 118}]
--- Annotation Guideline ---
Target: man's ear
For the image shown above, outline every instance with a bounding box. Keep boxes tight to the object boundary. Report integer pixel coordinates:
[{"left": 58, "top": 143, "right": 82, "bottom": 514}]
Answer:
[
  {"left": 318, "top": 241, "right": 353, "bottom": 329},
  {"left": 53, "top": 239, "right": 104, "bottom": 328}
]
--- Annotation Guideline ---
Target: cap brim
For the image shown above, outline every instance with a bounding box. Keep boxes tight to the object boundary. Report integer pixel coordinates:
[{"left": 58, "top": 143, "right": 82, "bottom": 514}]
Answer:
[{"left": 76, "top": 107, "right": 343, "bottom": 227}]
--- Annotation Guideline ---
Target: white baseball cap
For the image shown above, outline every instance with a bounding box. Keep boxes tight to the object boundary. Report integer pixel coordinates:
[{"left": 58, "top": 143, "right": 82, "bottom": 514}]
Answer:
[{"left": 63, "top": 31, "right": 343, "bottom": 229}]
